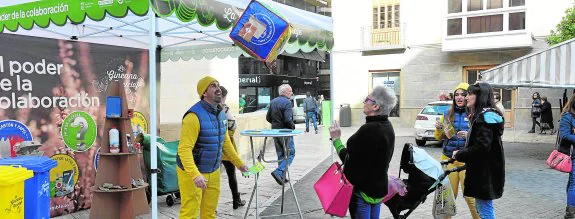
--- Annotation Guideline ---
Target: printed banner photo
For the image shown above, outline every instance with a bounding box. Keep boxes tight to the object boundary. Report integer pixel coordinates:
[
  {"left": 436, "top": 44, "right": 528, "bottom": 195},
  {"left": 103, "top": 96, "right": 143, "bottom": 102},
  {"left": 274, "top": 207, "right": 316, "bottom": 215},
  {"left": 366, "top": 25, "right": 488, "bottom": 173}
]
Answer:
[{"left": 0, "top": 33, "right": 152, "bottom": 217}]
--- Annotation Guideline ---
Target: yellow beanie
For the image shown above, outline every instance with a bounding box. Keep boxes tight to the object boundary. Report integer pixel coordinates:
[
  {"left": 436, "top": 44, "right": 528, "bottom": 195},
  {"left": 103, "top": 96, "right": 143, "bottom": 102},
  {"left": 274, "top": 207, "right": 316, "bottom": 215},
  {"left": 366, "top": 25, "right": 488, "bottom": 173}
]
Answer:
[
  {"left": 197, "top": 76, "right": 218, "bottom": 97},
  {"left": 454, "top": 82, "right": 469, "bottom": 92}
]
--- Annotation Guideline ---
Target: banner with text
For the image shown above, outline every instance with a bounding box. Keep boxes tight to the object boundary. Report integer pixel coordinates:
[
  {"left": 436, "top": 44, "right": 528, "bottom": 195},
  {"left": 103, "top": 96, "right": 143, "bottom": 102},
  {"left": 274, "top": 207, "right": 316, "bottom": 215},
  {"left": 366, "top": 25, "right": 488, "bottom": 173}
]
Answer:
[{"left": 0, "top": 33, "right": 151, "bottom": 217}]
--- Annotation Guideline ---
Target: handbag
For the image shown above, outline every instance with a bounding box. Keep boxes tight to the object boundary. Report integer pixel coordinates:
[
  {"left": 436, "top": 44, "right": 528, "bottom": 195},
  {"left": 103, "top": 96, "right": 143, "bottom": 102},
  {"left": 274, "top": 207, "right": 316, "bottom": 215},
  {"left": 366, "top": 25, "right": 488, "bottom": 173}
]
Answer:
[
  {"left": 547, "top": 122, "right": 573, "bottom": 173},
  {"left": 313, "top": 160, "right": 353, "bottom": 217},
  {"left": 547, "top": 150, "right": 572, "bottom": 173}
]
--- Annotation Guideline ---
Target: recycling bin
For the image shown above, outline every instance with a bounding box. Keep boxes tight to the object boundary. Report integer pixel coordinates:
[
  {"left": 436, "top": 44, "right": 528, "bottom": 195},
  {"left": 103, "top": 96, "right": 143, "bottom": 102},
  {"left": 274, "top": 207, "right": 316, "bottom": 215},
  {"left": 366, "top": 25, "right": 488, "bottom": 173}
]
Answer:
[
  {"left": 0, "top": 165, "right": 33, "bottom": 219},
  {"left": 0, "top": 156, "right": 57, "bottom": 219}
]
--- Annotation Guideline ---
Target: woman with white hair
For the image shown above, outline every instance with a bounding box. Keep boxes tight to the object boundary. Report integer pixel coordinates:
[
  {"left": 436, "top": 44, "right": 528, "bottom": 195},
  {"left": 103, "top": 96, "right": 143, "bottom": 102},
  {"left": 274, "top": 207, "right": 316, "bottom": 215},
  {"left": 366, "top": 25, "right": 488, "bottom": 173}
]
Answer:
[{"left": 329, "top": 86, "right": 397, "bottom": 218}]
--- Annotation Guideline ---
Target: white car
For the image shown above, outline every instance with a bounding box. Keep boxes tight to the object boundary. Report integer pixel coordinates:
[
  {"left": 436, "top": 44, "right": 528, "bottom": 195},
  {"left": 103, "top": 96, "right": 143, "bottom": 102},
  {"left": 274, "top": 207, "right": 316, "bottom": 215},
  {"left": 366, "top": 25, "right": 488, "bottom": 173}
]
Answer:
[
  {"left": 414, "top": 101, "right": 452, "bottom": 146},
  {"left": 292, "top": 95, "right": 307, "bottom": 123}
]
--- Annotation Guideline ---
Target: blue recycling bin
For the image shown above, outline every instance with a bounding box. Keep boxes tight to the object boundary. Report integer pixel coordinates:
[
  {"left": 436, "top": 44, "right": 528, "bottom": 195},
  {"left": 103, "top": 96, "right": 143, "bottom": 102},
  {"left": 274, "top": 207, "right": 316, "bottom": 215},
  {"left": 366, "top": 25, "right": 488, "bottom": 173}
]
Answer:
[{"left": 0, "top": 156, "right": 57, "bottom": 219}]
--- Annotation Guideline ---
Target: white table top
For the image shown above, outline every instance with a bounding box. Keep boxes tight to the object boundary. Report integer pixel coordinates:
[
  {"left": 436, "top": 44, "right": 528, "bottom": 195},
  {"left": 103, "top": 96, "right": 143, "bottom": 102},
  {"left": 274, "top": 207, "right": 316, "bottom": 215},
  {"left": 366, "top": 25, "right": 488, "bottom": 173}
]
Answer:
[{"left": 240, "top": 129, "right": 304, "bottom": 137}]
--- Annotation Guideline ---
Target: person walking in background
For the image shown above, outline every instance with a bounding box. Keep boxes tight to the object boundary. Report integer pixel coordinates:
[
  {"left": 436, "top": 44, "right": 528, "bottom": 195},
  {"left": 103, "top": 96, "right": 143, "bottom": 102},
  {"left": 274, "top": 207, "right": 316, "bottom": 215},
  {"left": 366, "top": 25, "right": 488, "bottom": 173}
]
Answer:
[
  {"left": 328, "top": 86, "right": 397, "bottom": 219},
  {"left": 239, "top": 94, "right": 246, "bottom": 114},
  {"left": 529, "top": 92, "right": 542, "bottom": 133},
  {"left": 266, "top": 84, "right": 296, "bottom": 185},
  {"left": 540, "top": 96, "right": 555, "bottom": 134},
  {"left": 452, "top": 82, "right": 505, "bottom": 219},
  {"left": 176, "top": 76, "right": 249, "bottom": 218},
  {"left": 304, "top": 92, "right": 318, "bottom": 134},
  {"left": 219, "top": 86, "right": 246, "bottom": 209},
  {"left": 434, "top": 83, "right": 480, "bottom": 219},
  {"left": 316, "top": 95, "right": 323, "bottom": 126},
  {"left": 560, "top": 94, "right": 575, "bottom": 219},
  {"left": 494, "top": 92, "right": 505, "bottom": 117}
]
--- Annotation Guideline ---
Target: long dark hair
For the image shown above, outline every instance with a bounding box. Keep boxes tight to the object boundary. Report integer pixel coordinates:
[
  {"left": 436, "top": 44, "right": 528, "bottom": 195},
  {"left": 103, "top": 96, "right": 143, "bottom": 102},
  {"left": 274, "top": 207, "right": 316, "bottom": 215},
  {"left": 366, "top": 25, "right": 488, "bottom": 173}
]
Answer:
[
  {"left": 532, "top": 92, "right": 540, "bottom": 100},
  {"left": 467, "top": 83, "right": 502, "bottom": 121},
  {"left": 562, "top": 94, "right": 575, "bottom": 115}
]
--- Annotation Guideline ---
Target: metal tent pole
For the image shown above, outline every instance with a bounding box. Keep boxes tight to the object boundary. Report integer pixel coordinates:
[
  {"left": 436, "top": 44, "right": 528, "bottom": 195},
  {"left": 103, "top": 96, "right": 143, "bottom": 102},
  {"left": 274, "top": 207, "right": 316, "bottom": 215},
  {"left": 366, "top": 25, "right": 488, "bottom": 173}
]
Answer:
[
  {"left": 329, "top": 52, "right": 334, "bottom": 163},
  {"left": 148, "top": 7, "right": 159, "bottom": 219}
]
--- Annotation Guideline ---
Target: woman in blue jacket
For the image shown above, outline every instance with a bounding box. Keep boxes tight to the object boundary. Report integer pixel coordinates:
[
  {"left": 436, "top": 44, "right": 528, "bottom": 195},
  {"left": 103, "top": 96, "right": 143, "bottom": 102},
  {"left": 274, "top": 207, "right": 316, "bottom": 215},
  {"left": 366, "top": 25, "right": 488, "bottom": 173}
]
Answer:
[
  {"left": 434, "top": 83, "right": 479, "bottom": 219},
  {"left": 453, "top": 82, "right": 505, "bottom": 219},
  {"left": 561, "top": 94, "right": 575, "bottom": 219}
]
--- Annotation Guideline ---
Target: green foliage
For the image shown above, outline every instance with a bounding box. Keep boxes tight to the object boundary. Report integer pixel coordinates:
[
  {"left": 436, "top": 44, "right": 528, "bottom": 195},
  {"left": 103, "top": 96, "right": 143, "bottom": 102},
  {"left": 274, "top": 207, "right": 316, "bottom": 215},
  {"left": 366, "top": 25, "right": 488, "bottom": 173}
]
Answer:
[{"left": 547, "top": 2, "right": 575, "bottom": 45}]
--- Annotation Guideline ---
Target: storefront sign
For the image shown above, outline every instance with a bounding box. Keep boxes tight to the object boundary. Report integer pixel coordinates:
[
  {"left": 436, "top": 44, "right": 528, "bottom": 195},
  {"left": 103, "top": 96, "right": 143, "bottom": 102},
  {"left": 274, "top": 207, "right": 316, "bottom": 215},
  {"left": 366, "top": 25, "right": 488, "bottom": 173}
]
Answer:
[
  {"left": 276, "top": 75, "right": 298, "bottom": 85},
  {"left": 300, "top": 78, "right": 315, "bottom": 87},
  {"left": 238, "top": 74, "right": 274, "bottom": 87},
  {"left": 238, "top": 74, "right": 317, "bottom": 89}
]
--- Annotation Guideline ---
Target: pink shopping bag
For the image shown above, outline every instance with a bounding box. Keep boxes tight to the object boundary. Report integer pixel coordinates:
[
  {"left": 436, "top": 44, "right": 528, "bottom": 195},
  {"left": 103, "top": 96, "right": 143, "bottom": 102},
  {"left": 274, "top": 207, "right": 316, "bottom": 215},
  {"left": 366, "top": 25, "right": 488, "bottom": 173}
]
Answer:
[{"left": 314, "top": 162, "right": 353, "bottom": 217}]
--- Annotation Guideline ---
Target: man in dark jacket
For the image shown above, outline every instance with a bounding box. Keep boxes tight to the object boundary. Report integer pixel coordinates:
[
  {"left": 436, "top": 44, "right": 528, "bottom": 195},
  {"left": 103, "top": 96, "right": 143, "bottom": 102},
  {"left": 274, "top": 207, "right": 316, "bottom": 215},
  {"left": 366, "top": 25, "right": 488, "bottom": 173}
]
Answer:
[
  {"left": 266, "top": 84, "right": 296, "bottom": 185},
  {"left": 303, "top": 92, "right": 318, "bottom": 134}
]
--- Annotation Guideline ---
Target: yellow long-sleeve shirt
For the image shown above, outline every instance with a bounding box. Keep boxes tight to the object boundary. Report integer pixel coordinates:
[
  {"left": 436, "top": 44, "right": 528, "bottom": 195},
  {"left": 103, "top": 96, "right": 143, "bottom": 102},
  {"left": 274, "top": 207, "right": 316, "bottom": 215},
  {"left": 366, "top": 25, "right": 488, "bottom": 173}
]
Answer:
[{"left": 178, "top": 113, "right": 244, "bottom": 180}]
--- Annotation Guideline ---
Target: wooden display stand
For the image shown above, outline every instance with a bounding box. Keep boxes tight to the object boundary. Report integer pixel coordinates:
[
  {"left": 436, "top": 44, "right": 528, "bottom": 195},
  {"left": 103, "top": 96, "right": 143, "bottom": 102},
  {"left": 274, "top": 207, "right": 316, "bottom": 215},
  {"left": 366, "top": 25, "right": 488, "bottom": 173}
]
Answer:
[{"left": 90, "top": 81, "right": 149, "bottom": 219}]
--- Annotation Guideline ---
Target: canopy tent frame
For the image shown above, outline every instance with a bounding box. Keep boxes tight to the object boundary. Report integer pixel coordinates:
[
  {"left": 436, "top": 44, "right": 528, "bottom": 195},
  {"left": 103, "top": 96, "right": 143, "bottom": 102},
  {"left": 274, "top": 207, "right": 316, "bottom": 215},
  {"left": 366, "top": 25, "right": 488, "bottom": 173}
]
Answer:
[{"left": 0, "top": 0, "right": 334, "bottom": 218}]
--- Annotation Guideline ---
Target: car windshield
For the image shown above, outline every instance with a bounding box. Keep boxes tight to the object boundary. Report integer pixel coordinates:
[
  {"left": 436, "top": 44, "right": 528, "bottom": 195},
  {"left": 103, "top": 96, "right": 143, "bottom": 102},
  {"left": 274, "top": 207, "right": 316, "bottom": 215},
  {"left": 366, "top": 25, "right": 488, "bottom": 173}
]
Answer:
[
  {"left": 421, "top": 104, "right": 450, "bottom": 115},
  {"left": 295, "top": 98, "right": 304, "bottom": 107}
]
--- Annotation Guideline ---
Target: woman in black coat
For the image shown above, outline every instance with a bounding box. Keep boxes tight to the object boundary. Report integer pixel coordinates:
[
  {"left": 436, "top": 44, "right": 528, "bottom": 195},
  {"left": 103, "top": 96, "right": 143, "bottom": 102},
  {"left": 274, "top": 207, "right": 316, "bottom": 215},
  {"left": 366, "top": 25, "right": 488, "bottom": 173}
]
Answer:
[
  {"left": 540, "top": 96, "right": 555, "bottom": 134},
  {"left": 329, "top": 86, "right": 397, "bottom": 219},
  {"left": 453, "top": 83, "right": 505, "bottom": 219}
]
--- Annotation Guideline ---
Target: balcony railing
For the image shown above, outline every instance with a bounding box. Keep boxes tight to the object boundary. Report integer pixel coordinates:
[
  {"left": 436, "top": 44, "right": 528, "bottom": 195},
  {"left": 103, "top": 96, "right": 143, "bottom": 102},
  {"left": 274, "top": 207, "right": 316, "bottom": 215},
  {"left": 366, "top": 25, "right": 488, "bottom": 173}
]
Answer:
[{"left": 361, "top": 25, "right": 405, "bottom": 50}]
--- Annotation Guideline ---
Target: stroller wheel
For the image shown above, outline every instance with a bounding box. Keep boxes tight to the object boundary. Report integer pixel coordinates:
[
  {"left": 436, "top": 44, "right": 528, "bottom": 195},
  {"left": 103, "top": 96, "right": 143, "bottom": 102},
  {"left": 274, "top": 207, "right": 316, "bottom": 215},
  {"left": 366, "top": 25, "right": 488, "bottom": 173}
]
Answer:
[
  {"left": 175, "top": 192, "right": 181, "bottom": 199},
  {"left": 166, "top": 195, "right": 175, "bottom": 207}
]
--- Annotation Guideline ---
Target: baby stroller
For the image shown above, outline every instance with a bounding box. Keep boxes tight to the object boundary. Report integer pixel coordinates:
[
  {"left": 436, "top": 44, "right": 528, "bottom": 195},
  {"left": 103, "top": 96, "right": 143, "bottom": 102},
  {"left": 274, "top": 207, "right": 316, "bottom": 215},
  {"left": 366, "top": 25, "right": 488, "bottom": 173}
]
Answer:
[
  {"left": 384, "top": 143, "right": 466, "bottom": 219},
  {"left": 139, "top": 134, "right": 181, "bottom": 206}
]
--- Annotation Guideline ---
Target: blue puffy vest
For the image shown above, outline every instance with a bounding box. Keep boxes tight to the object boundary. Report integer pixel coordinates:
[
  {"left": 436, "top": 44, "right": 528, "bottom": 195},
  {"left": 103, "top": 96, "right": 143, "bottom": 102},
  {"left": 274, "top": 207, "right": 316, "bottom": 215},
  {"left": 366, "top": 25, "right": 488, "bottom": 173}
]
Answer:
[
  {"left": 177, "top": 101, "right": 227, "bottom": 173},
  {"left": 442, "top": 108, "right": 469, "bottom": 157}
]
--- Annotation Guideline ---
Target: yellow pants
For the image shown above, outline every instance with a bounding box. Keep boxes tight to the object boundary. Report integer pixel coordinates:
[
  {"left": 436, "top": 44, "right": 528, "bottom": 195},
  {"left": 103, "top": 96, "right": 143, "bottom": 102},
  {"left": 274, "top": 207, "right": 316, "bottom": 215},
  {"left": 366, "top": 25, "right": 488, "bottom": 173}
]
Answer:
[
  {"left": 177, "top": 167, "right": 221, "bottom": 219},
  {"left": 440, "top": 154, "right": 480, "bottom": 219}
]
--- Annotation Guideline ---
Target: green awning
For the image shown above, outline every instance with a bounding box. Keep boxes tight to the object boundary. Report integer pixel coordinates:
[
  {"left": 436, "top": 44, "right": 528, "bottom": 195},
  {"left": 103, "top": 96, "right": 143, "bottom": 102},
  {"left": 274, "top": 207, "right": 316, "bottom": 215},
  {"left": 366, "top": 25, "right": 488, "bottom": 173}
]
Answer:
[
  {"left": 161, "top": 44, "right": 248, "bottom": 62},
  {"left": 1, "top": 0, "right": 333, "bottom": 56},
  {"left": 151, "top": 0, "right": 333, "bottom": 53},
  {"left": 0, "top": 0, "right": 148, "bottom": 32}
]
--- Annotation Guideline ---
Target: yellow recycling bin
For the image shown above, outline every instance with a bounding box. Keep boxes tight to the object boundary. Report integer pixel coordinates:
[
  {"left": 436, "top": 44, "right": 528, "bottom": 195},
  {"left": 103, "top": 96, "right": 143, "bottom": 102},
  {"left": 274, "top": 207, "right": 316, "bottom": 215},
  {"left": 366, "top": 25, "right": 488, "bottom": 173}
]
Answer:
[{"left": 0, "top": 165, "right": 33, "bottom": 219}]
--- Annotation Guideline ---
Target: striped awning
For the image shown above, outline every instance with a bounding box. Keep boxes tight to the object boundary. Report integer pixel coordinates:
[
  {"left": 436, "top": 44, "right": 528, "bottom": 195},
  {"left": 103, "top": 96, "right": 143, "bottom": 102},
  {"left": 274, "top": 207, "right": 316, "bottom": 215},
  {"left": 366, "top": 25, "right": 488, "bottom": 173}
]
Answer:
[{"left": 481, "top": 38, "right": 575, "bottom": 88}]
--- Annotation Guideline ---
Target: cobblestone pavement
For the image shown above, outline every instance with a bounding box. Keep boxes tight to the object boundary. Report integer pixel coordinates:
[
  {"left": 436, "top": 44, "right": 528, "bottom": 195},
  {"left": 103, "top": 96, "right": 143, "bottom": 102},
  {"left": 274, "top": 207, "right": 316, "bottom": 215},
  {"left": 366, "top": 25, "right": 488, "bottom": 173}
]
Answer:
[
  {"left": 55, "top": 125, "right": 564, "bottom": 219},
  {"left": 261, "top": 136, "right": 567, "bottom": 219}
]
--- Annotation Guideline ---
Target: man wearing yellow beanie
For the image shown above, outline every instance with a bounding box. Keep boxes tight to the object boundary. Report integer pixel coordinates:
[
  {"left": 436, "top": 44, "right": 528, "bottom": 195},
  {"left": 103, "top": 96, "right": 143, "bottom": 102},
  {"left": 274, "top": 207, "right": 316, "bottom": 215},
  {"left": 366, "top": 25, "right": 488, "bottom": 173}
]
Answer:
[{"left": 176, "top": 76, "right": 249, "bottom": 218}]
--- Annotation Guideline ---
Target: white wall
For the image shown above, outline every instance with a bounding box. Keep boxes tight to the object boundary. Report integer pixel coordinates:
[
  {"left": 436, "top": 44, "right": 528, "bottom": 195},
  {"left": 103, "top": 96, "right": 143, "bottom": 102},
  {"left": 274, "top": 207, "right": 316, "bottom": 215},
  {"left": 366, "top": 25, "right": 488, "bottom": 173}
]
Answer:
[
  {"left": 527, "top": 0, "right": 573, "bottom": 37},
  {"left": 160, "top": 58, "right": 239, "bottom": 124},
  {"left": 402, "top": 0, "right": 443, "bottom": 46},
  {"left": 331, "top": 0, "right": 370, "bottom": 116},
  {"left": 331, "top": 0, "right": 441, "bottom": 116}
]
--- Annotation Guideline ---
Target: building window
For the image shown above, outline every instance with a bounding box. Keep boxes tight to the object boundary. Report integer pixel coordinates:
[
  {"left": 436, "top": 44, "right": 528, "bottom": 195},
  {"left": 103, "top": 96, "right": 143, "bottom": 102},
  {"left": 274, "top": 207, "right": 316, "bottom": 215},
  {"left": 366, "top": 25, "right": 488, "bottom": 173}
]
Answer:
[
  {"left": 373, "top": 8, "right": 378, "bottom": 27},
  {"left": 380, "top": 6, "right": 386, "bottom": 28},
  {"left": 465, "top": 67, "right": 512, "bottom": 120},
  {"left": 468, "top": 0, "right": 483, "bottom": 11},
  {"left": 509, "top": 12, "right": 526, "bottom": 30},
  {"left": 487, "top": 0, "right": 502, "bottom": 9},
  {"left": 372, "top": 72, "right": 400, "bottom": 117},
  {"left": 467, "top": 14, "right": 503, "bottom": 34},
  {"left": 373, "top": 4, "right": 400, "bottom": 29},
  {"left": 509, "top": 0, "right": 525, "bottom": 7},
  {"left": 394, "top": 5, "right": 400, "bottom": 28},
  {"left": 447, "top": 18, "right": 462, "bottom": 35},
  {"left": 448, "top": 0, "right": 462, "bottom": 13}
]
